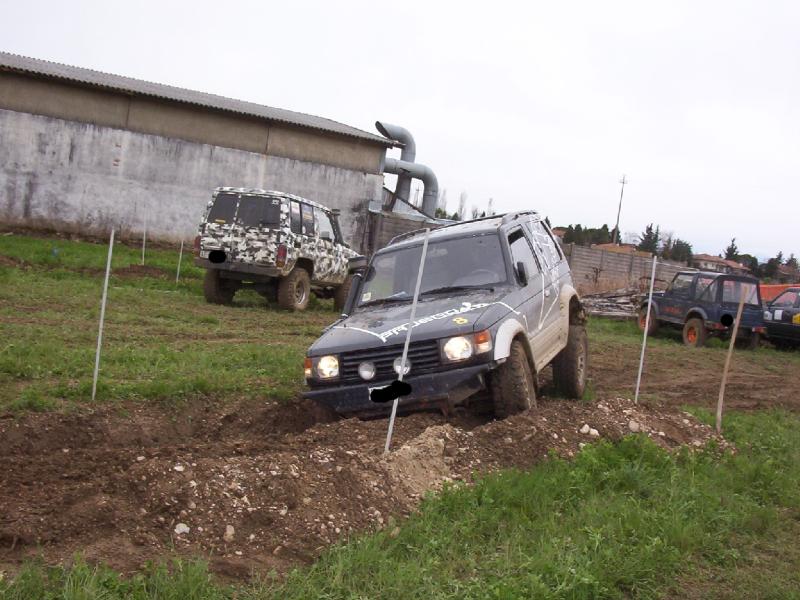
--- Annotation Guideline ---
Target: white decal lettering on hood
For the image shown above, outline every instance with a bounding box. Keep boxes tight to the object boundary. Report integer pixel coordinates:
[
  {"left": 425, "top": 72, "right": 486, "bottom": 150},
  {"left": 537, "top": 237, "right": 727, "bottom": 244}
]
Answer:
[{"left": 336, "top": 301, "right": 493, "bottom": 343}]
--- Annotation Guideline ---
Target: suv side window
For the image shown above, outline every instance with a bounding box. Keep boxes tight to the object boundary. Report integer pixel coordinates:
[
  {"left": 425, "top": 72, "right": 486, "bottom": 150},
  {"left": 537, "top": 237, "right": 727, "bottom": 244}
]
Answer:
[
  {"left": 315, "top": 208, "right": 335, "bottom": 241},
  {"left": 526, "top": 220, "right": 563, "bottom": 265},
  {"left": 508, "top": 228, "right": 539, "bottom": 285},
  {"left": 301, "top": 203, "right": 315, "bottom": 236},
  {"left": 694, "top": 275, "right": 716, "bottom": 300},
  {"left": 290, "top": 201, "right": 302, "bottom": 234},
  {"left": 668, "top": 274, "right": 694, "bottom": 297}
]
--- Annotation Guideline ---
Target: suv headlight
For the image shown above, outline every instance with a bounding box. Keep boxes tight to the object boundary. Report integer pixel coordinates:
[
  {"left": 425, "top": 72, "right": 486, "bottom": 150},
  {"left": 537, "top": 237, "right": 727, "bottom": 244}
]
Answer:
[
  {"left": 443, "top": 336, "right": 473, "bottom": 361},
  {"left": 442, "top": 331, "right": 493, "bottom": 362},
  {"left": 306, "top": 355, "right": 339, "bottom": 379}
]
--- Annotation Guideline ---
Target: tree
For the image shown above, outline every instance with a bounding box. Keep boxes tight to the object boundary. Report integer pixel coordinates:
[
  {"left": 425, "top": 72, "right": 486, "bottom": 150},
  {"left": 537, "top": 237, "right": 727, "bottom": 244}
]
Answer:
[
  {"left": 637, "top": 224, "right": 660, "bottom": 254},
  {"left": 470, "top": 205, "right": 480, "bottom": 220},
  {"left": 787, "top": 253, "right": 799, "bottom": 270},
  {"left": 671, "top": 239, "right": 693, "bottom": 263},
  {"left": 724, "top": 238, "right": 739, "bottom": 260},
  {"left": 487, "top": 197, "right": 495, "bottom": 217},
  {"left": 458, "top": 192, "right": 468, "bottom": 221},
  {"left": 738, "top": 253, "right": 760, "bottom": 275}
]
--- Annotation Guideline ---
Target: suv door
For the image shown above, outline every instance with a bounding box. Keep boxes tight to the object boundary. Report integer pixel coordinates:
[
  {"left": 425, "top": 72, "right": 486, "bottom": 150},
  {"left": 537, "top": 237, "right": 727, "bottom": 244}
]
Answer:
[
  {"left": 312, "top": 207, "right": 341, "bottom": 284},
  {"left": 659, "top": 274, "right": 695, "bottom": 323},
  {"left": 767, "top": 290, "right": 800, "bottom": 341},
  {"left": 200, "top": 191, "right": 239, "bottom": 259},
  {"left": 233, "top": 194, "right": 282, "bottom": 266},
  {"left": 524, "top": 220, "right": 563, "bottom": 335},
  {"left": 506, "top": 227, "right": 546, "bottom": 364}
]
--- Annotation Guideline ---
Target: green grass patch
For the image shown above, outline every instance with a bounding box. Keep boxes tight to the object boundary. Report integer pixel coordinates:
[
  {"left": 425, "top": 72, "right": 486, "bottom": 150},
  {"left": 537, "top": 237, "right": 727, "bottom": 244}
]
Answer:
[
  {"left": 3, "top": 411, "right": 799, "bottom": 598},
  {"left": 0, "top": 235, "right": 337, "bottom": 411}
]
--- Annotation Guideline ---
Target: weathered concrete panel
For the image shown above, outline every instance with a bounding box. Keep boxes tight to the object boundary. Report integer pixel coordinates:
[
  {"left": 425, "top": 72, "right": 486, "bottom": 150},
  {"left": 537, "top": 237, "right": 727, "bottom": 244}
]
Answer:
[
  {"left": 0, "top": 72, "right": 129, "bottom": 129},
  {"left": 126, "top": 97, "right": 270, "bottom": 155},
  {"left": 0, "top": 109, "right": 382, "bottom": 243},
  {"left": 268, "top": 126, "right": 383, "bottom": 174}
]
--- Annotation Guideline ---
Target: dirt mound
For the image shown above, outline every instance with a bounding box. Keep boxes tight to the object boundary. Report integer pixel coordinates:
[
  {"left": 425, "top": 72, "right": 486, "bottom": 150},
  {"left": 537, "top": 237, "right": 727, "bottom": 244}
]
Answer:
[{"left": 0, "top": 396, "right": 726, "bottom": 577}]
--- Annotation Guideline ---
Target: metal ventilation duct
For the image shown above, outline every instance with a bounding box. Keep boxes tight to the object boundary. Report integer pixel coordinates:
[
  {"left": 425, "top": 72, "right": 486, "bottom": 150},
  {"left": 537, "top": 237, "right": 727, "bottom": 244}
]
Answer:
[
  {"left": 383, "top": 157, "right": 439, "bottom": 217},
  {"left": 375, "top": 121, "right": 415, "bottom": 203}
]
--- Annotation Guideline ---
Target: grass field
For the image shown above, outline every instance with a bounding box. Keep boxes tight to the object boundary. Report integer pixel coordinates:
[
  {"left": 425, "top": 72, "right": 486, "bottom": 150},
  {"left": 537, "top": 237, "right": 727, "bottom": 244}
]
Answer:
[{"left": 0, "top": 233, "right": 334, "bottom": 412}]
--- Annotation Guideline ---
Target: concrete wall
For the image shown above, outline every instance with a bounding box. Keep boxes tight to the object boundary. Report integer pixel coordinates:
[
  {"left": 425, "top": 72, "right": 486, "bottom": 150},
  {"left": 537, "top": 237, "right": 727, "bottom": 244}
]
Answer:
[
  {"left": 0, "top": 108, "right": 383, "bottom": 242},
  {"left": 563, "top": 244, "right": 689, "bottom": 294},
  {"left": 0, "top": 71, "right": 385, "bottom": 173}
]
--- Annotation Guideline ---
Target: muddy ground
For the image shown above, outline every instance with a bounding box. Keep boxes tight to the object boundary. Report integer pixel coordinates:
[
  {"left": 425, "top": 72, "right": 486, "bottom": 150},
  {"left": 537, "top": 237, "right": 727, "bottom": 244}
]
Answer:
[{"left": 0, "top": 333, "right": 796, "bottom": 578}]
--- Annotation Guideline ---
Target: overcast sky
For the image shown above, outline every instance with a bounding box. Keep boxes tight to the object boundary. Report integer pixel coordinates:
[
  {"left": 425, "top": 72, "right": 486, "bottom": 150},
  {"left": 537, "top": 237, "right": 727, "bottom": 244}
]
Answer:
[{"left": 2, "top": 0, "right": 798, "bottom": 259}]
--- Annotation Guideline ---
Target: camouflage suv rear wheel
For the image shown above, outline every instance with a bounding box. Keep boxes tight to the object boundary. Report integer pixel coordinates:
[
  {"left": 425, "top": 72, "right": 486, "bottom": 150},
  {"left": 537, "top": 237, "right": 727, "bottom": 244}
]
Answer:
[
  {"left": 278, "top": 267, "right": 311, "bottom": 311},
  {"left": 203, "top": 270, "right": 238, "bottom": 305}
]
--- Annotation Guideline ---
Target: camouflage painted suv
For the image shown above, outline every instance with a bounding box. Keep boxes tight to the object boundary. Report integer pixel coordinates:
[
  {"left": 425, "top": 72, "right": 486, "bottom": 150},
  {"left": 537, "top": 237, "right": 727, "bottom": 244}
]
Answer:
[{"left": 194, "top": 188, "right": 359, "bottom": 311}]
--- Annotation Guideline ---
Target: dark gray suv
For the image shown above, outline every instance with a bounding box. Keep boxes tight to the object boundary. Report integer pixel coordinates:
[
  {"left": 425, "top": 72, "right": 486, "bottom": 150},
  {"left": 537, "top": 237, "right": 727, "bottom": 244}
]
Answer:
[{"left": 303, "top": 211, "right": 588, "bottom": 418}]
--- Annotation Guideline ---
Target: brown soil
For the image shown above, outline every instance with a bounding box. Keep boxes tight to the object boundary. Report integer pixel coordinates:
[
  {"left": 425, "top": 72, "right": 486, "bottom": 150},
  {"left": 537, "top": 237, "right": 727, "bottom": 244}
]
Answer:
[{"left": 0, "top": 392, "right": 726, "bottom": 579}]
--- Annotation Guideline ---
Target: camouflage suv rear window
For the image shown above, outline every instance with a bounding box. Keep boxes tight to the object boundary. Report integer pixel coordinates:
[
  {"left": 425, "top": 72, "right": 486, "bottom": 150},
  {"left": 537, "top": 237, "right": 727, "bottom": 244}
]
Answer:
[
  {"left": 207, "top": 193, "right": 238, "bottom": 224},
  {"left": 237, "top": 196, "right": 282, "bottom": 228}
]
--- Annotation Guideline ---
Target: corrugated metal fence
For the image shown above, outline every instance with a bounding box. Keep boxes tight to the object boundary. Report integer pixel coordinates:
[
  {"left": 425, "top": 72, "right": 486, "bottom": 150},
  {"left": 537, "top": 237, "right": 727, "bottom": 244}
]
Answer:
[{"left": 562, "top": 244, "right": 689, "bottom": 294}]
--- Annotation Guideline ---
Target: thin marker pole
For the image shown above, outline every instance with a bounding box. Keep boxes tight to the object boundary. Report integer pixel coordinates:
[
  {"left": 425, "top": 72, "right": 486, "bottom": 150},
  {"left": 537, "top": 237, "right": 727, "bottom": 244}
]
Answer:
[
  {"left": 716, "top": 292, "right": 746, "bottom": 433},
  {"left": 176, "top": 240, "right": 184, "bottom": 284},
  {"left": 385, "top": 229, "right": 430, "bottom": 454},
  {"left": 92, "top": 229, "right": 115, "bottom": 402},
  {"left": 634, "top": 255, "right": 657, "bottom": 403},
  {"left": 141, "top": 212, "right": 147, "bottom": 266}
]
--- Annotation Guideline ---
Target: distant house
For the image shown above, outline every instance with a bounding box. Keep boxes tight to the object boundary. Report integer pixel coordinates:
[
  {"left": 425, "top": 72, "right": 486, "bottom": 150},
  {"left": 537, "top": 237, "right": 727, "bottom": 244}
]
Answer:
[{"left": 691, "top": 253, "right": 750, "bottom": 275}]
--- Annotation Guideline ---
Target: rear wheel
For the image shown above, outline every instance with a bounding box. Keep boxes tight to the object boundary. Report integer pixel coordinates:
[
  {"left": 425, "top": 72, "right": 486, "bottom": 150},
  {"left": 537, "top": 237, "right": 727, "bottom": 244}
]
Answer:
[
  {"left": 333, "top": 275, "right": 353, "bottom": 313},
  {"left": 490, "top": 340, "right": 536, "bottom": 418},
  {"left": 637, "top": 306, "right": 659, "bottom": 336},
  {"left": 277, "top": 267, "right": 311, "bottom": 311},
  {"left": 682, "top": 318, "right": 707, "bottom": 347},
  {"left": 553, "top": 325, "right": 588, "bottom": 399},
  {"left": 203, "top": 270, "right": 236, "bottom": 305}
]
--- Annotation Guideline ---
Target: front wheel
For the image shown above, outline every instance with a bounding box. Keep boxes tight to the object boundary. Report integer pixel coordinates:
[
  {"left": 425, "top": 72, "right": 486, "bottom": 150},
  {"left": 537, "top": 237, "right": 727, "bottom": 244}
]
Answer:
[
  {"left": 277, "top": 267, "right": 311, "bottom": 311},
  {"left": 552, "top": 325, "right": 588, "bottom": 399},
  {"left": 682, "top": 318, "right": 707, "bottom": 347},
  {"left": 637, "top": 306, "right": 658, "bottom": 336},
  {"left": 490, "top": 340, "right": 536, "bottom": 419}
]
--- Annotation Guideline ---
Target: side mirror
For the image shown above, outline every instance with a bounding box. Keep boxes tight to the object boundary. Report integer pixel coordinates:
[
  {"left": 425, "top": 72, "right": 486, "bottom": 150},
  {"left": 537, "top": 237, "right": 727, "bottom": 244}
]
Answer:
[
  {"left": 347, "top": 255, "right": 368, "bottom": 275},
  {"left": 516, "top": 261, "right": 528, "bottom": 286},
  {"left": 320, "top": 231, "right": 332, "bottom": 241}
]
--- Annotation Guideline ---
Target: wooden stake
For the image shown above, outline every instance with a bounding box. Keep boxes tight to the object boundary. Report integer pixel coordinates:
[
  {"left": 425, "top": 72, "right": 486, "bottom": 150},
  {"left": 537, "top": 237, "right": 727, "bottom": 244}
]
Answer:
[
  {"left": 716, "top": 293, "right": 746, "bottom": 433},
  {"left": 634, "top": 256, "right": 657, "bottom": 403},
  {"left": 176, "top": 240, "right": 184, "bottom": 284}
]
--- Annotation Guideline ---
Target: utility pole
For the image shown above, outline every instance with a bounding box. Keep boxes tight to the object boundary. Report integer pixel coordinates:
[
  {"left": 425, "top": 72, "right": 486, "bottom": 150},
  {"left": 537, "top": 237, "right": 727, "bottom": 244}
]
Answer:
[{"left": 613, "top": 174, "right": 627, "bottom": 245}]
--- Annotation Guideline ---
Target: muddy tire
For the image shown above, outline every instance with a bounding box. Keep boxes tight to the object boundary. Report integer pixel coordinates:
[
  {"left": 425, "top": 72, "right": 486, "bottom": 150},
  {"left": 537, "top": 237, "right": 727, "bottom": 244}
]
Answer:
[
  {"left": 553, "top": 325, "right": 588, "bottom": 399},
  {"left": 637, "top": 306, "right": 659, "bottom": 336},
  {"left": 490, "top": 339, "right": 536, "bottom": 418},
  {"left": 277, "top": 267, "right": 311, "bottom": 311},
  {"left": 682, "top": 318, "right": 707, "bottom": 347},
  {"left": 333, "top": 275, "right": 353, "bottom": 313},
  {"left": 203, "top": 269, "right": 236, "bottom": 305}
]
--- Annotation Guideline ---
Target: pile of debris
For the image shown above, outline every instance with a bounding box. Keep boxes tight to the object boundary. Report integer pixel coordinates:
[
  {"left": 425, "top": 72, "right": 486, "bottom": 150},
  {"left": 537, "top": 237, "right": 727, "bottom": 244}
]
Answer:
[{"left": 582, "top": 288, "right": 642, "bottom": 319}]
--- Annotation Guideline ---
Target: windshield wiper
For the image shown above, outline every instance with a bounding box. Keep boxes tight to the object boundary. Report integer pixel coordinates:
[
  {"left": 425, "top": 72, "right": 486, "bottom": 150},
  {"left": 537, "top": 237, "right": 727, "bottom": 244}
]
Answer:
[
  {"left": 421, "top": 285, "right": 496, "bottom": 297},
  {"left": 359, "top": 293, "right": 413, "bottom": 307}
]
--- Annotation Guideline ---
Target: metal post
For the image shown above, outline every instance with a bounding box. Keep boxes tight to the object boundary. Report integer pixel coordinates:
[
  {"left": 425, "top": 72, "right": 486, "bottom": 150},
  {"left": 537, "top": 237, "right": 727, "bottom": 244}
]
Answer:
[
  {"left": 385, "top": 229, "right": 430, "bottom": 454},
  {"left": 716, "top": 293, "right": 746, "bottom": 433},
  {"left": 92, "top": 229, "right": 115, "bottom": 402},
  {"left": 634, "top": 255, "right": 657, "bottom": 403},
  {"left": 141, "top": 212, "right": 147, "bottom": 266},
  {"left": 176, "top": 240, "right": 184, "bottom": 284}
]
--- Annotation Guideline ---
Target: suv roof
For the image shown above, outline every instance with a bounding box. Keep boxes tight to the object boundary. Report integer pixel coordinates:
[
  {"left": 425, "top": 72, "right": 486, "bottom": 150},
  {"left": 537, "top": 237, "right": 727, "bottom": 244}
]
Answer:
[
  {"left": 386, "top": 210, "right": 541, "bottom": 250},
  {"left": 213, "top": 187, "right": 330, "bottom": 212},
  {"left": 677, "top": 270, "right": 759, "bottom": 282}
]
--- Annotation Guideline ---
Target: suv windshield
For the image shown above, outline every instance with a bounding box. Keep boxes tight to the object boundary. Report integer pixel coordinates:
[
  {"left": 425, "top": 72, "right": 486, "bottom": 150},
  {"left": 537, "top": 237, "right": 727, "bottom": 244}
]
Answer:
[
  {"left": 237, "top": 196, "right": 282, "bottom": 228},
  {"left": 358, "top": 234, "right": 506, "bottom": 306}
]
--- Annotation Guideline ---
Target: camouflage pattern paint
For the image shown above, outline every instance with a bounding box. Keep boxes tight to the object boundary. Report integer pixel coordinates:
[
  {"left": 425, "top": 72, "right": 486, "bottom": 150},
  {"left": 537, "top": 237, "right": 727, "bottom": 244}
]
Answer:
[{"left": 197, "top": 187, "right": 358, "bottom": 286}]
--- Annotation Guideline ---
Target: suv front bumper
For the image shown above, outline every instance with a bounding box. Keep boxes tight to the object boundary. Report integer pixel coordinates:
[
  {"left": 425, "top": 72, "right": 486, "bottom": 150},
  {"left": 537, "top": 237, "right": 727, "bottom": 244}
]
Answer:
[{"left": 303, "top": 363, "right": 493, "bottom": 417}]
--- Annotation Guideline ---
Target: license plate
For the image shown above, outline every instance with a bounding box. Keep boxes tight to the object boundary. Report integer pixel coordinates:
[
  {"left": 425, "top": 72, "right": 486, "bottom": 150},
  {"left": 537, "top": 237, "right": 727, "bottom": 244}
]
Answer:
[{"left": 199, "top": 250, "right": 209, "bottom": 258}]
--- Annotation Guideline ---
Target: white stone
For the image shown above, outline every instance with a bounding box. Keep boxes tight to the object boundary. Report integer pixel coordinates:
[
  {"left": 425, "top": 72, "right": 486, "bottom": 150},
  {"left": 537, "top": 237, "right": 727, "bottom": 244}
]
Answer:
[
  {"left": 589, "top": 428, "right": 600, "bottom": 437},
  {"left": 223, "top": 525, "right": 235, "bottom": 542},
  {"left": 628, "top": 420, "right": 641, "bottom": 433},
  {"left": 174, "top": 523, "right": 190, "bottom": 535},
  {"left": 174, "top": 464, "right": 185, "bottom": 472},
  {"left": 579, "top": 424, "right": 591, "bottom": 434}
]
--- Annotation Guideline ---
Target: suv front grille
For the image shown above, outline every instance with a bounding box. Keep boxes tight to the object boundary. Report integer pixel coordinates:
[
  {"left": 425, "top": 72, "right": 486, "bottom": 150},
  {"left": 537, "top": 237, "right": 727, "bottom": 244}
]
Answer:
[{"left": 339, "top": 339, "right": 441, "bottom": 383}]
